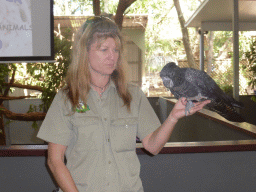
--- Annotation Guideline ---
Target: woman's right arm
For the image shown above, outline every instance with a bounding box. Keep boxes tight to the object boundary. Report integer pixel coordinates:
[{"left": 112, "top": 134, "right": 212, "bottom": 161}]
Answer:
[{"left": 47, "top": 142, "right": 79, "bottom": 192}]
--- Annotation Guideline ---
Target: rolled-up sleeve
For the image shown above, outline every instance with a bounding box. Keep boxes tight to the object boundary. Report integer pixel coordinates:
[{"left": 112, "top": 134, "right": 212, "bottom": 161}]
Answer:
[
  {"left": 136, "top": 89, "right": 161, "bottom": 141},
  {"left": 37, "top": 91, "right": 73, "bottom": 146}
]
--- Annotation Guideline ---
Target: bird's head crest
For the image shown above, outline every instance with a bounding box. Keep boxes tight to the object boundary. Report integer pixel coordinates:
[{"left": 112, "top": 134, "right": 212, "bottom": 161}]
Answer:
[{"left": 160, "top": 62, "right": 179, "bottom": 77}]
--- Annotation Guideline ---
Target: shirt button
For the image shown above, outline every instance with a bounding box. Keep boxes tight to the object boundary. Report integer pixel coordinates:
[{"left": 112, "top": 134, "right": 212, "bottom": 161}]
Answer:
[
  {"left": 104, "top": 118, "right": 107, "bottom": 121},
  {"left": 108, "top": 161, "right": 111, "bottom": 164},
  {"left": 107, "top": 139, "right": 110, "bottom": 142}
]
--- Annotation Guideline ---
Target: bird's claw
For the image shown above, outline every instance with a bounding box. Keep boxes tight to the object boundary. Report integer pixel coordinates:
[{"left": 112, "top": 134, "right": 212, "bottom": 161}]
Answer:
[
  {"left": 185, "top": 101, "right": 194, "bottom": 116},
  {"left": 185, "top": 93, "right": 208, "bottom": 116},
  {"left": 186, "top": 93, "right": 208, "bottom": 102}
]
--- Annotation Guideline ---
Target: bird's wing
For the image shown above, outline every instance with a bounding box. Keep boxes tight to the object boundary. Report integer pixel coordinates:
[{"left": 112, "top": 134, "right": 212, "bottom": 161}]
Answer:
[
  {"left": 184, "top": 68, "right": 245, "bottom": 122},
  {"left": 170, "top": 68, "right": 199, "bottom": 99},
  {"left": 184, "top": 68, "right": 234, "bottom": 105}
]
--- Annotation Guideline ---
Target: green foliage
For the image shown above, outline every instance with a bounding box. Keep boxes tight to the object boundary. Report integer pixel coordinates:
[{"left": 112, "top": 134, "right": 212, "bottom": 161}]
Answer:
[
  {"left": 5, "top": 120, "right": 11, "bottom": 125},
  {"left": 245, "top": 40, "right": 256, "bottom": 89},
  {"left": 0, "top": 64, "right": 10, "bottom": 93},
  {"left": 26, "top": 28, "right": 72, "bottom": 111},
  {"left": 54, "top": 0, "right": 94, "bottom": 15},
  {"left": 211, "top": 59, "right": 234, "bottom": 93},
  {"left": 108, "top": 1, "right": 118, "bottom": 14},
  {"left": 212, "top": 31, "right": 252, "bottom": 59},
  {"left": 239, "top": 31, "right": 252, "bottom": 54},
  {"left": 213, "top": 31, "right": 232, "bottom": 55},
  {"left": 244, "top": 39, "right": 256, "bottom": 102},
  {"left": 221, "top": 84, "right": 233, "bottom": 97},
  {"left": 251, "top": 96, "right": 256, "bottom": 102},
  {"left": 0, "top": 64, "right": 16, "bottom": 95},
  {"left": 27, "top": 104, "right": 43, "bottom": 113},
  {"left": 27, "top": 104, "right": 40, "bottom": 129}
]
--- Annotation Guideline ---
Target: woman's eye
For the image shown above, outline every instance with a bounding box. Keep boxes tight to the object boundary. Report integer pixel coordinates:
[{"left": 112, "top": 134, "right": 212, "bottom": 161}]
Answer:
[
  {"left": 114, "top": 49, "right": 119, "bottom": 53},
  {"left": 101, "top": 48, "right": 107, "bottom": 52}
]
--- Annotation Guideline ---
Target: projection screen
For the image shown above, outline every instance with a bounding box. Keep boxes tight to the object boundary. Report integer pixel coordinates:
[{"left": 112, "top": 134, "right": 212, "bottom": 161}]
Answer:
[{"left": 0, "top": 0, "right": 54, "bottom": 63}]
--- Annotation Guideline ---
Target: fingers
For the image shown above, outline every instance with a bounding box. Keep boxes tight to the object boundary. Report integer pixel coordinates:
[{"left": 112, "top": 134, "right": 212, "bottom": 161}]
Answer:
[
  {"left": 180, "top": 97, "right": 187, "bottom": 105},
  {"left": 175, "top": 98, "right": 211, "bottom": 118},
  {"left": 190, "top": 100, "right": 211, "bottom": 113}
]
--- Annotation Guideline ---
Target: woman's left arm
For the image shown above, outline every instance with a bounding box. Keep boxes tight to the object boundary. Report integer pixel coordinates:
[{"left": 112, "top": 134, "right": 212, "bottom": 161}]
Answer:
[{"left": 142, "top": 98, "right": 211, "bottom": 155}]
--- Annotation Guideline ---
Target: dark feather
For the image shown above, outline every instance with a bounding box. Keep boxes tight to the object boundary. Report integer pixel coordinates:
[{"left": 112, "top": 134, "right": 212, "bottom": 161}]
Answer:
[{"left": 160, "top": 62, "right": 245, "bottom": 122}]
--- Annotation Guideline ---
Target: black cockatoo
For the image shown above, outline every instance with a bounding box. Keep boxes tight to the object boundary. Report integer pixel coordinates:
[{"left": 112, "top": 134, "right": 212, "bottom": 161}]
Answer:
[{"left": 160, "top": 62, "right": 245, "bottom": 122}]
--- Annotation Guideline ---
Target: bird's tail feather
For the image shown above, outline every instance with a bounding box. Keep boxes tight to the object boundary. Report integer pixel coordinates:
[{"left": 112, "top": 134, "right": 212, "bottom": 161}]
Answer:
[
  {"left": 225, "top": 94, "right": 245, "bottom": 108},
  {"left": 215, "top": 109, "right": 246, "bottom": 122},
  {"left": 231, "top": 100, "right": 244, "bottom": 109},
  {"left": 209, "top": 100, "right": 246, "bottom": 122}
]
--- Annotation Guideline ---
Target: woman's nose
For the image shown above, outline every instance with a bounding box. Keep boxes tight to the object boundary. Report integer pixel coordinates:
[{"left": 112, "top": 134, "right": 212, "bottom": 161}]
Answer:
[{"left": 108, "top": 50, "right": 115, "bottom": 59}]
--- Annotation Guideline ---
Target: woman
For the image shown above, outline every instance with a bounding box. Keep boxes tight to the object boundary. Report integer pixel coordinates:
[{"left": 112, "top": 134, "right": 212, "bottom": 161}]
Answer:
[{"left": 37, "top": 16, "right": 210, "bottom": 192}]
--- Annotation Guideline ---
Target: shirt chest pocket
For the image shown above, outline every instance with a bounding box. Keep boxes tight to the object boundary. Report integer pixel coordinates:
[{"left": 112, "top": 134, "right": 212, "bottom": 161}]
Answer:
[
  {"left": 71, "top": 115, "right": 102, "bottom": 151},
  {"left": 110, "top": 118, "right": 138, "bottom": 153}
]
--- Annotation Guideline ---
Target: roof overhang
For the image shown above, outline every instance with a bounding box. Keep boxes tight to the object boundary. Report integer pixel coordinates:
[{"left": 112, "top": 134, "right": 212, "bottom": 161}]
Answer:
[
  {"left": 185, "top": 0, "right": 256, "bottom": 31},
  {"left": 184, "top": 0, "right": 255, "bottom": 100}
]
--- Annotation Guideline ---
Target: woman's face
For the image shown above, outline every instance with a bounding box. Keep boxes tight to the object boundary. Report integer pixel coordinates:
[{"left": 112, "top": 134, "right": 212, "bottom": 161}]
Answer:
[{"left": 88, "top": 37, "right": 119, "bottom": 76}]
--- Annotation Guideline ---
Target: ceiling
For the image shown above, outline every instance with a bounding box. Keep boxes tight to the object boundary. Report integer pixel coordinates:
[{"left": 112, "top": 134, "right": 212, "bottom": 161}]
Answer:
[{"left": 185, "top": 0, "right": 256, "bottom": 31}]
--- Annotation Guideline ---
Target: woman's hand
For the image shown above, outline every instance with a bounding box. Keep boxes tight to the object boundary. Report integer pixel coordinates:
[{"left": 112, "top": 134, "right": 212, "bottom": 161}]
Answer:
[
  {"left": 170, "top": 97, "right": 211, "bottom": 121},
  {"left": 142, "top": 97, "right": 211, "bottom": 155}
]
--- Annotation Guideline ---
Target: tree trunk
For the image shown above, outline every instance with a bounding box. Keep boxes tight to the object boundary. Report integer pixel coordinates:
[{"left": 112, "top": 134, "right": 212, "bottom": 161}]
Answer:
[
  {"left": 92, "top": 0, "right": 137, "bottom": 30},
  {"left": 173, "top": 0, "right": 197, "bottom": 68},
  {"left": 217, "top": 37, "right": 233, "bottom": 59},
  {"left": 93, "top": 0, "right": 101, "bottom": 16},
  {"left": 115, "top": 0, "right": 137, "bottom": 30},
  {"left": 207, "top": 31, "right": 214, "bottom": 75},
  {"left": 194, "top": 27, "right": 200, "bottom": 60}
]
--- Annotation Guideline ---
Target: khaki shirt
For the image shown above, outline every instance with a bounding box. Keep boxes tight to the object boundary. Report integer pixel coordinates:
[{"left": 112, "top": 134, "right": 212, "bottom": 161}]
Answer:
[{"left": 37, "top": 81, "right": 161, "bottom": 192}]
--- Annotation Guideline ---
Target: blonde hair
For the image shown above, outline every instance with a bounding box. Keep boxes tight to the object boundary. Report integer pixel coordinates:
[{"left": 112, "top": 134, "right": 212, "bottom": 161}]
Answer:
[{"left": 65, "top": 16, "right": 132, "bottom": 111}]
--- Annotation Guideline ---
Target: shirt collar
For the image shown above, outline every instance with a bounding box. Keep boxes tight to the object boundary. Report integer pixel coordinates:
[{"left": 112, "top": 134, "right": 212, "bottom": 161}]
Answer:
[{"left": 109, "top": 79, "right": 116, "bottom": 89}]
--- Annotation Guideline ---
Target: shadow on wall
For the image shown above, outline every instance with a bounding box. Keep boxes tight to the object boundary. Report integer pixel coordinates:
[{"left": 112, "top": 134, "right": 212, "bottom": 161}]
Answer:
[{"left": 240, "top": 95, "right": 256, "bottom": 126}]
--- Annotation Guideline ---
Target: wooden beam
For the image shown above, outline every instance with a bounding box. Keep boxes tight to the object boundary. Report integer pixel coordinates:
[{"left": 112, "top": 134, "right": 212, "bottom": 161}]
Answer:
[
  {"left": 0, "top": 106, "right": 46, "bottom": 121},
  {"left": 0, "top": 96, "right": 36, "bottom": 100},
  {"left": 2, "top": 82, "right": 43, "bottom": 92}
]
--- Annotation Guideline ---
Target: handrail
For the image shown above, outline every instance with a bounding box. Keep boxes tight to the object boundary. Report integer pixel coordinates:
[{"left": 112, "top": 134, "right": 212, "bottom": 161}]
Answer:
[
  {"left": 0, "top": 145, "right": 47, "bottom": 156},
  {"left": 137, "top": 140, "right": 256, "bottom": 154},
  {"left": 1, "top": 140, "right": 256, "bottom": 156}
]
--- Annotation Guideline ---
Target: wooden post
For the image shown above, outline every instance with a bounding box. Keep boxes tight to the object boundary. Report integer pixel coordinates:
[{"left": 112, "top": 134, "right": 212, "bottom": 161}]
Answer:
[
  {"left": 233, "top": 0, "right": 239, "bottom": 101},
  {"left": 200, "top": 29, "right": 205, "bottom": 71}
]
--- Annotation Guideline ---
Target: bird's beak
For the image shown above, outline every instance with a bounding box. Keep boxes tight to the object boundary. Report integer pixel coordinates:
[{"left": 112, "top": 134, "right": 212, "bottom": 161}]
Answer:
[{"left": 162, "top": 77, "right": 173, "bottom": 88}]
